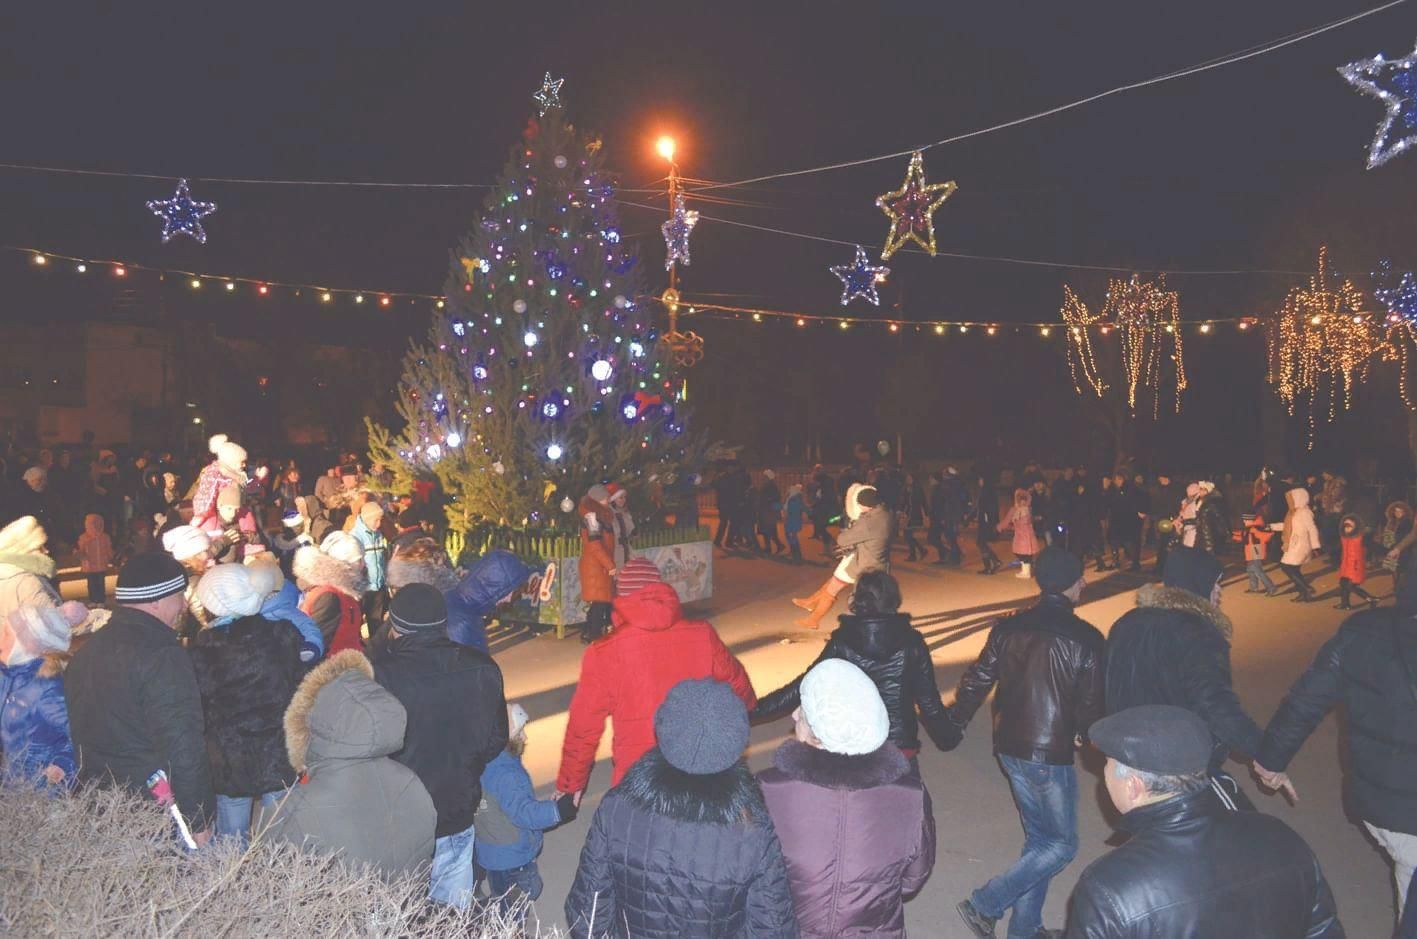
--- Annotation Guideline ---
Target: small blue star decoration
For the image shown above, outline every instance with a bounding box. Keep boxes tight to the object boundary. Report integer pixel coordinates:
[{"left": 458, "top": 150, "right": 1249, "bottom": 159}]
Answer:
[
  {"left": 146, "top": 179, "right": 217, "bottom": 244},
  {"left": 830, "top": 245, "right": 890, "bottom": 306},
  {"left": 534, "top": 72, "right": 565, "bottom": 116},
  {"left": 1338, "top": 41, "right": 1417, "bottom": 169},
  {"left": 661, "top": 193, "right": 699, "bottom": 270},
  {"left": 1376, "top": 258, "right": 1417, "bottom": 327}
]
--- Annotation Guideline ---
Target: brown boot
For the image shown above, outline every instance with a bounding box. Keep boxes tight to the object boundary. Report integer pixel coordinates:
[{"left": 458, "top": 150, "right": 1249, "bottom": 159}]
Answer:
[
  {"left": 791, "top": 586, "right": 826, "bottom": 611},
  {"left": 794, "top": 592, "right": 837, "bottom": 629}
]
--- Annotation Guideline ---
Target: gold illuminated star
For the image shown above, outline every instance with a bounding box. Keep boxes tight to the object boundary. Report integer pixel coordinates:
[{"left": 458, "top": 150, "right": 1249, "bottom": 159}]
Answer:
[{"left": 876, "top": 150, "right": 957, "bottom": 259}]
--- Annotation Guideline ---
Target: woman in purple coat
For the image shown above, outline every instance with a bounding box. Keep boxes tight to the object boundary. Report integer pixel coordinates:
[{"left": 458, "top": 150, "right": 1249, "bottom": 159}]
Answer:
[{"left": 758, "top": 659, "right": 935, "bottom": 938}]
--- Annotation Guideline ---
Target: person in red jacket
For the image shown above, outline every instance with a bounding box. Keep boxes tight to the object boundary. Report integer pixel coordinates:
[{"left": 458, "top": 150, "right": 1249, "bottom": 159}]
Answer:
[
  {"left": 556, "top": 556, "right": 756, "bottom": 798},
  {"left": 1337, "top": 513, "right": 1377, "bottom": 610}
]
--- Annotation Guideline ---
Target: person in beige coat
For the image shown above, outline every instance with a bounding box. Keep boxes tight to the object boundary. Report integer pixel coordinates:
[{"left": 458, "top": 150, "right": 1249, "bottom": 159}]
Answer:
[
  {"left": 258, "top": 650, "right": 435, "bottom": 880},
  {"left": 1278, "top": 488, "right": 1322, "bottom": 603}
]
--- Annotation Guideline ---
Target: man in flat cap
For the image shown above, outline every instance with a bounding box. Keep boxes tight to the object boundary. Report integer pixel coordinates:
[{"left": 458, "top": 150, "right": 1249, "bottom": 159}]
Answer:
[{"left": 1065, "top": 705, "right": 1343, "bottom": 938}]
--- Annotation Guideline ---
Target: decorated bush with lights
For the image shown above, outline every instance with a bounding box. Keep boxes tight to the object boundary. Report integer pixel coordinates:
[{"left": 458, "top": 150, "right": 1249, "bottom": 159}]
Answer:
[{"left": 368, "top": 97, "right": 697, "bottom": 532}]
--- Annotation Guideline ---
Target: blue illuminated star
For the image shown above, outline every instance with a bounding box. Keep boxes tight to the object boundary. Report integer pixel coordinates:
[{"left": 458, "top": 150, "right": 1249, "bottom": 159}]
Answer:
[
  {"left": 830, "top": 246, "right": 890, "bottom": 306},
  {"left": 661, "top": 193, "right": 699, "bottom": 270},
  {"left": 1376, "top": 258, "right": 1417, "bottom": 326},
  {"left": 1339, "top": 41, "right": 1417, "bottom": 170},
  {"left": 146, "top": 179, "right": 217, "bottom": 244},
  {"left": 534, "top": 72, "right": 565, "bottom": 116}
]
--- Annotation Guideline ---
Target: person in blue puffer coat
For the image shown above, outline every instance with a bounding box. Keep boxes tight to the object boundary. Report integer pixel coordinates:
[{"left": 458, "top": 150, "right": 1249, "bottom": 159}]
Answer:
[
  {"left": 2, "top": 603, "right": 85, "bottom": 788},
  {"left": 476, "top": 703, "right": 577, "bottom": 916},
  {"left": 385, "top": 542, "right": 532, "bottom": 653},
  {"left": 245, "top": 554, "right": 323, "bottom": 663}
]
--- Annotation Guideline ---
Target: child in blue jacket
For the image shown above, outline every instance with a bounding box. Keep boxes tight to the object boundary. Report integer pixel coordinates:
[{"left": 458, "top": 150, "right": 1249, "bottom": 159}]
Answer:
[{"left": 476, "top": 703, "right": 576, "bottom": 915}]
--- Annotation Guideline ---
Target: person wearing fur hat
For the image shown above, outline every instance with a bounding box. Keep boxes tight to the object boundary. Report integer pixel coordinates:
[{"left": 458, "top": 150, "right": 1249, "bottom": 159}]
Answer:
[
  {"left": 757, "top": 571, "right": 953, "bottom": 760},
  {"left": 1, "top": 603, "right": 87, "bottom": 788},
  {"left": 351, "top": 500, "right": 390, "bottom": 631},
  {"left": 947, "top": 548, "right": 1103, "bottom": 939},
  {"left": 371, "top": 583, "right": 508, "bottom": 908},
  {"left": 189, "top": 563, "right": 306, "bottom": 843},
  {"left": 1105, "top": 546, "right": 1278, "bottom": 813},
  {"left": 386, "top": 540, "right": 532, "bottom": 654},
  {"left": 258, "top": 650, "right": 436, "bottom": 880},
  {"left": 67, "top": 552, "right": 214, "bottom": 842},
  {"left": 558, "top": 556, "right": 756, "bottom": 798},
  {"left": 759, "top": 660, "right": 935, "bottom": 938},
  {"left": 1334, "top": 513, "right": 1377, "bottom": 610},
  {"left": 191, "top": 434, "right": 249, "bottom": 536},
  {"left": 0, "top": 516, "right": 61, "bottom": 624},
  {"left": 565, "top": 678, "right": 797, "bottom": 939},
  {"left": 293, "top": 540, "right": 367, "bottom": 656},
  {"left": 577, "top": 484, "right": 617, "bottom": 643},
  {"left": 476, "top": 703, "right": 578, "bottom": 918},
  {"left": 792, "top": 483, "right": 892, "bottom": 630}
]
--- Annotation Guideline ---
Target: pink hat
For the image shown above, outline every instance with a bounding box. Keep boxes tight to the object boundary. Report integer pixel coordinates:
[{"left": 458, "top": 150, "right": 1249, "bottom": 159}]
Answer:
[{"left": 615, "top": 557, "right": 662, "bottom": 597}]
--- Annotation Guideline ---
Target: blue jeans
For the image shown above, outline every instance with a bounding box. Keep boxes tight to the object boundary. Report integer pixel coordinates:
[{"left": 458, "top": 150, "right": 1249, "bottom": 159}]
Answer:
[
  {"left": 1246, "top": 558, "right": 1276, "bottom": 592},
  {"left": 214, "top": 791, "right": 282, "bottom": 845},
  {"left": 971, "top": 755, "right": 1078, "bottom": 939},
  {"left": 430, "top": 824, "right": 476, "bottom": 908},
  {"left": 485, "top": 861, "right": 544, "bottom": 916}
]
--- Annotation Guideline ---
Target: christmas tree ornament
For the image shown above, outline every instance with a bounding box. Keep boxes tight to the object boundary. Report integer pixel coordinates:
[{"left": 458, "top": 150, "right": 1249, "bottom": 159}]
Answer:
[
  {"left": 560, "top": 496, "right": 575, "bottom": 513},
  {"left": 533, "top": 72, "right": 565, "bottom": 116},
  {"left": 660, "top": 193, "right": 699, "bottom": 270},
  {"left": 1266, "top": 246, "right": 1382, "bottom": 444},
  {"left": 1338, "top": 41, "right": 1417, "bottom": 169},
  {"left": 146, "top": 179, "right": 217, "bottom": 244},
  {"left": 830, "top": 246, "right": 890, "bottom": 306},
  {"left": 553, "top": 155, "right": 568, "bottom": 169},
  {"left": 875, "top": 151, "right": 957, "bottom": 260},
  {"left": 546, "top": 443, "right": 564, "bottom": 461},
  {"left": 492, "top": 461, "right": 505, "bottom": 475}
]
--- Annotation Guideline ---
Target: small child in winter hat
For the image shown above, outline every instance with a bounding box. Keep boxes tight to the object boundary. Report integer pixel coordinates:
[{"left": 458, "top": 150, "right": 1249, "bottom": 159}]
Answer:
[
  {"left": 195, "top": 563, "right": 264, "bottom": 622},
  {"left": 614, "top": 557, "right": 663, "bottom": 597},
  {"left": 5, "top": 604, "right": 85, "bottom": 665},
  {"left": 796, "top": 659, "right": 890, "bottom": 755}
]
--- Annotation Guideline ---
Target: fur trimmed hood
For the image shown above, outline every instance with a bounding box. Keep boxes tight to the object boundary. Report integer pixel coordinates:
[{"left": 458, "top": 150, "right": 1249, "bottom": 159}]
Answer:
[
  {"left": 385, "top": 556, "right": 459, "bottom": 594},
  {"left": 1136, "top": 582, "right": 1233, "bottom": 641},
  {"left": 617, "top": 747, "right": 770, "bottom": 827},
  {"left": 291, "top": 546, "right": 366, "bottom": 599},
  {"left": 770, "top": 739, "right": 909, "bottom": 790},
  {"left": 284, "top": 649, "right": 405, "bottom": 772},
  {"left": 37, "top": 651, "right": 69, "bottom": 679}
]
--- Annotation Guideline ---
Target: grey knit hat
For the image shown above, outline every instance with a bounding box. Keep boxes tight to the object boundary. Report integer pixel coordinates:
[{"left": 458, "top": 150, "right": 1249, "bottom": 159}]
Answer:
[{"left": 654, "top": 679, "right": 749, "bottom": 775}]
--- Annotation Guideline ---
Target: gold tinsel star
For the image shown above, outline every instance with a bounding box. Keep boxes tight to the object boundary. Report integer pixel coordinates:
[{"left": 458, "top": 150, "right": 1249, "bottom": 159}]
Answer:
[{"left": 876, "top": 151, "right": 957, "bottom": 260}]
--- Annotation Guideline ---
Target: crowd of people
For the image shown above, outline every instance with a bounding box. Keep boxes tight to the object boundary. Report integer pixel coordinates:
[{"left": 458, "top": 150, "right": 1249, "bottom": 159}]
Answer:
[{"left": 1, "top": 432, "right": 1415, "bottom": 937}]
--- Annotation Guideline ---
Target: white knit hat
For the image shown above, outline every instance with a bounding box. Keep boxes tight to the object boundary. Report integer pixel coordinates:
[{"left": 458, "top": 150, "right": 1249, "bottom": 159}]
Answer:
[
  {"left": 244, "top": 554, "right": 285, "bottom": 597},
  {"left": 799, "top": 659, "right": 890, "bottom": 755},
  {"left": 507, "top": 703, "right": 530, "bottom": 740},
  {"left": 161, "top": 525, "right": 211, "bottom": 562},
  {"left": 321, "top": 531, "right": 365, "bottom": 566},
  {"left": 0, "top": 516, "right": 46, "bottom": 556},
  {"left": 195, "top": 564, "right": 263, "bottom": 620},
  {"left": 208, "top": 433, "right": 248, "bottom": 473}
]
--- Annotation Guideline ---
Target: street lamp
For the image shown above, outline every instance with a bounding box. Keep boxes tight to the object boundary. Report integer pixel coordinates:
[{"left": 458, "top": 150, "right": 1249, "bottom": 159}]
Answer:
[{"left": 656, "top": 135, "right": 676, "bottom": 162}]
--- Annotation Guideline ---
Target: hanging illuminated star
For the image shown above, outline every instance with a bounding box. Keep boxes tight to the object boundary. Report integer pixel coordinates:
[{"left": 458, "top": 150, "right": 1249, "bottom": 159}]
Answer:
[
  {"left": 1376, "top": 258, "right": 1417, "bottom": 327},
  {"left": 146, "top": 179, "right": 217, "bottom": 244},
  {"left": 830, "top": 246, "right": 890, "bottom": 306},
  {"left": 1338, "top": 41, "right": 1417, "bottom": 169},
  {"left": 660, "top": 193, "right": 699, "bottom": 270},
  {"left": 533, "top": 72, "right": 565, "bottom": 116},
  {"left": 876, "top": 150, "right": 957, "bottom": 259}
]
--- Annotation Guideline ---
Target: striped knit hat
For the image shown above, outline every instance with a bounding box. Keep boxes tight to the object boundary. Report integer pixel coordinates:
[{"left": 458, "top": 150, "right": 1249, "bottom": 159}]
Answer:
[
  {"left": 115, "top": 552, "right": 188, "bottom": 604},
  {"left": 615, "top": 557, "right": 662, "bottom": 597}
]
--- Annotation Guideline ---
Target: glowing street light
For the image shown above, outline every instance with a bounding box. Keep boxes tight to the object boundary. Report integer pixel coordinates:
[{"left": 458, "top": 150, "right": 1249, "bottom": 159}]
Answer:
[{"left": 656, "top": 136, "right": 676, "bottom": 162}]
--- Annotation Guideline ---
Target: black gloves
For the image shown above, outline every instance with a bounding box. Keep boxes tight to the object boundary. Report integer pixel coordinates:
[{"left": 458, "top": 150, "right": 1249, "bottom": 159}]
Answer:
[{"left": 556, "top": 792, "right": 579, "bottom": 824}]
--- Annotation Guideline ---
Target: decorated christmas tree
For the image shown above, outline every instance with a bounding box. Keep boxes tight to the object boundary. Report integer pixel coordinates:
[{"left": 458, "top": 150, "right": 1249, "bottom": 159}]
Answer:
[{"left": 368, "top": 88, "right": 697, "bottom": 532}]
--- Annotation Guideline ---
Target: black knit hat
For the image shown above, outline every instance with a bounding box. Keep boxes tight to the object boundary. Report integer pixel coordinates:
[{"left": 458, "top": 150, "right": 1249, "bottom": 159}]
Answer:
[
  {"left": 389, "top": 582, "right": 447, "bottom": 633},
  {"left": 114, "top": 551, "right": 188, "bottom": 604},
  {"left": 1034, "top": 547, "right": 1083, "bottom": 595},
  {"left": 1162, "top": 546, "right": 1224, "bottom": 601}
]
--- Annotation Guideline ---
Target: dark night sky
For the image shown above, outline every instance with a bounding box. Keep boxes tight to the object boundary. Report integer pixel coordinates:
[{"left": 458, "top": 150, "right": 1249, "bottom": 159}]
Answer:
[{"left": 2, "top": 1, "right": 1416, "bottom": 471}]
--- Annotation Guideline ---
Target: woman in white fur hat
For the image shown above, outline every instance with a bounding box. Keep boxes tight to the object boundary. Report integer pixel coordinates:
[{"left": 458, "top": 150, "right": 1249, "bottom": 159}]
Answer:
[{"left": 0, "top": 517, "right": 60, "bottom": 623}]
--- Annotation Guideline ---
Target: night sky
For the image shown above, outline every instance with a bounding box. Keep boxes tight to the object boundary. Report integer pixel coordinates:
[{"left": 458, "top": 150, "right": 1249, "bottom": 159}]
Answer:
[{"left": 3, "top": 1, "right": 1415, "bottom": 473}]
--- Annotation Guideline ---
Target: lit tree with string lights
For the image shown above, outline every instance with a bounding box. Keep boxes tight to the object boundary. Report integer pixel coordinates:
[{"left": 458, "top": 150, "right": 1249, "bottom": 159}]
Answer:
[{"left": 367, "top": 78, "right": 699, "bottom": 531}]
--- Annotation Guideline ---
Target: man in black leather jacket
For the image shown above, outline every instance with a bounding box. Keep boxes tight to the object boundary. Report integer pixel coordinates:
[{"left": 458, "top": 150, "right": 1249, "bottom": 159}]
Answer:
[
  {"left": 1067, "top": 705, "right": 1343, "bottom": 938},
  {"left": 754, "top": 571, "right": 955, "bottom": 757},
  {"left": 948, "top": 547, "right": 1104, "bottom": 939}
]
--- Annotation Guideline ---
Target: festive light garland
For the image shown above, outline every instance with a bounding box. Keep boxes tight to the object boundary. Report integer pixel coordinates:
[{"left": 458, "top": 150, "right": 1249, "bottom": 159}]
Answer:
[
  {"left": 1060, "top": 285, "right": 1108, "bottom": 397},
  {"left": 875, "top": 151, "right": 956, "bottom": 260},
  {"left": 1265, "top": 246, "right": 1383, "bottom": 444},
  {"left": 1338, "top": 39, "right": 1417, "bottom": 169}
]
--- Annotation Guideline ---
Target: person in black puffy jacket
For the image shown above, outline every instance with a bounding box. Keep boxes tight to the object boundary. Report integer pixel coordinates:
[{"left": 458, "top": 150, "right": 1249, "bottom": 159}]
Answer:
[
  {"left": 565, "top": 679, "right": 797, "bottom": 939},
  {"left": 1104, "top": 546, "right": 1267, "bottom": 808},
  {"left": 1257, "top": 574, "right": 1417, "bottom": 931},
  {"left": 754, "top": 571, "right": 954, "bottom": 757},
  {"left": 1067, "top": 705, "right": 1343, "bottom": 939}
]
